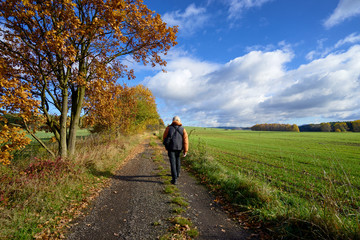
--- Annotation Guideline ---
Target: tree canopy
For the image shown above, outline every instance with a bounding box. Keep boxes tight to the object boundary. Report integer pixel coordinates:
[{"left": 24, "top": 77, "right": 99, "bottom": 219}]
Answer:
[
  {"left": 251, "top": 123, "right": 300, "bottom": 132},
  {"left": 84, "top": 84, "right": 160, "bottom": 134},
  {"left": 0, "top": 0, "right": 177, "bottom": 162}
]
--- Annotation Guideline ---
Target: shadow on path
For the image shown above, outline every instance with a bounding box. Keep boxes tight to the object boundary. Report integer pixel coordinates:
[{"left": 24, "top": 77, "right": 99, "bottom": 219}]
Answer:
[{"left": 112, "top": 175, "right": 163, "bottom": 184}]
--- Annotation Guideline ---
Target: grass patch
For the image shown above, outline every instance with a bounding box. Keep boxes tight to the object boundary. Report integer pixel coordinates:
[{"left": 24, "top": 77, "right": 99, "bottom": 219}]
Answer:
[
  {"left": 172, "top": 207, "right": 186, "bottom": 214},
  {"left": 157, "top": 165, "right": 164, "bottom": 171},
  {"left": 159, "top": 217, "right": 198, "bottom": 240},
  {"left": 163, "top": 185, "right": 179, "bottom": 195},
  {"left": 168, "top": 216, "right": 199, "bottom": 239},
  {"left": 152, "top": 221, "right": 162, "bottom": 226},
  {"left": 170, "top": 196, "right": 189, "bottom": 207},
  {"left": 149, "top": 140, "right": 157, "bottom": 147},
  {"left": 170, "top": 216, "right": 192, "bottom": 227}
]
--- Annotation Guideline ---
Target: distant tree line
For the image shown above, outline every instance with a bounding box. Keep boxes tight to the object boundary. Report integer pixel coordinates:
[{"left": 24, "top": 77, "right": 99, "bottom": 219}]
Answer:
[
  {"left": 299, "top": 120, "right": 360, "bottom": 132},
  {"left": 251, "top": 123, "right": 300, "bottom": 132}
]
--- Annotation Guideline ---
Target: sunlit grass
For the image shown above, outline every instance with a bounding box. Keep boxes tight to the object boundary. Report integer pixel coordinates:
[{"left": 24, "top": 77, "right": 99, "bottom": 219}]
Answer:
[{"left": 184, "top": 127, "right": 360, "bottom": 239}]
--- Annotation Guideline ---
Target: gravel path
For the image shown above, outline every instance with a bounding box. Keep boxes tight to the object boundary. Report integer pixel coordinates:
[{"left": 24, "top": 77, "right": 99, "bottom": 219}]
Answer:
[{"left": 66, "top": 139, "right": 255, "bottom": 240}]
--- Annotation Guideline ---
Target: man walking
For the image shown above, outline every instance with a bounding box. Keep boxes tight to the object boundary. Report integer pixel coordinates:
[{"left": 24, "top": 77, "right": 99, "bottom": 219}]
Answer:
[{"left": 163, "top": 116, "right": 188, "bottom": 185}]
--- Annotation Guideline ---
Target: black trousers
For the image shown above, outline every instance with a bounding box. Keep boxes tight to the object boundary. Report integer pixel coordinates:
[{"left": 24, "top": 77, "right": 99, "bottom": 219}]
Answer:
[{"left": 168, "top": 150, "right": 181, "bottom": 181}]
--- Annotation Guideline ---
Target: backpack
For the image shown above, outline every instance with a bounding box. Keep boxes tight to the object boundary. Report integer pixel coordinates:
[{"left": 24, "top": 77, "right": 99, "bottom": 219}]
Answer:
[{"left": 163, "top": 126, "right": 183, "bottom": 151}]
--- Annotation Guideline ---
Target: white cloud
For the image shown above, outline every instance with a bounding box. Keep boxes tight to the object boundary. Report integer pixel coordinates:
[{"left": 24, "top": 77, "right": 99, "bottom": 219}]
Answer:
[
  {"left": 306, "top": 33, "right": 360, "bottom": 61},
  {"left": 145, "top": 45, "right": 360, "bottom": 127},
  {"left": 145, "top": 48, "right": 293, "bottom": 126},
  {"left": 145, "top": 56, "right": 220, "bottom": 102},
  {"left": 324, "top": 0, "right": 360, "bottom": 28},
  {"left": 162, "top": 4, "right": 208, "bottom": 36},
  {"left": 334, "top": 32, "right": 360, "bottom": 48},
  {"left": 261, "top": 45, "right": 360, "bottom": 118},
  {"left": 227, "top": 0, "right": 273, "bottom": 19}
]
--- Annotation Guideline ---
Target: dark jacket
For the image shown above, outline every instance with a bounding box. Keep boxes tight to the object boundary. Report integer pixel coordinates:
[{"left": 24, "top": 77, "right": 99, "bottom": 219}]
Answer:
[{"left": 163, "top": 121, "right": 189, "bottom": 153}]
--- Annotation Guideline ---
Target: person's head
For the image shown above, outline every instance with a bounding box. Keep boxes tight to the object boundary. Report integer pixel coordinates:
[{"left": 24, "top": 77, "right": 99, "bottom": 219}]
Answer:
[{"left": 172, "top": 116, "right": 181, "bottom": 123}]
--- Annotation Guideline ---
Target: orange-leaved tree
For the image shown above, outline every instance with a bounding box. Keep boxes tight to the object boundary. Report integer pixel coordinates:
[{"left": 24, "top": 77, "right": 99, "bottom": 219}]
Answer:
[
  {"left": 84, "top": 84, "right": 160, "bottom": 134},
  {"left": 83, "top": 82, "right": 136, "bottom": 134},
  {"left": 0, "top": 0, "right": 177, "bottom": 158},
  {"left": 130, "top": 84, "right": 160, "bottom": 133},
  {"left": 0, "top": 57, "right": 41, "bottom": 164}
]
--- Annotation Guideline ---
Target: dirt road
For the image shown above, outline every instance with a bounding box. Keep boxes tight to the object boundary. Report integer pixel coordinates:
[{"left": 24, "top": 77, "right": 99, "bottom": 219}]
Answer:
[{"left": 66, "top": 138, "right": 253, "bottom": 239}]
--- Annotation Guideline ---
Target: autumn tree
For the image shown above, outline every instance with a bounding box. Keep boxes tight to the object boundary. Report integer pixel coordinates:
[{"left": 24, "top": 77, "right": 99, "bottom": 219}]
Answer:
[
  {"left": 251, "top": 123, "right": 300, "bottom": 132},
  {"left": 334, "top": 122, "right": 348, "bottom": 132},
  {"left": 130, "top": 85, "right": 160, "bottom": 132},
  {"left": 320, "top": 122, "right": 332, "bottom": 132},
  {"left": 0, "top": 57, "right": 42, "bottom": 164},
  {"left": 84, "top": 84, "right": 160, "bottom": 134},
  {"left": 0, "top": 0, "right": 177, "bottom": 158},
  {"left": 351, "top": 120, "right": 360, "bottom": 132},
  {"left": 291, "top": 124, "right": 300, "bottom": 132},
  {"left": 84, "top": 83, "right": 136, "bottom": 134}
]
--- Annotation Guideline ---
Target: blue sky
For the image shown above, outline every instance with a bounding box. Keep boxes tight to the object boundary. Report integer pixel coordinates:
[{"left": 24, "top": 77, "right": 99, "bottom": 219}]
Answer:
[{"left": 128, "top": 0, "right": 360, "bottom": 127}]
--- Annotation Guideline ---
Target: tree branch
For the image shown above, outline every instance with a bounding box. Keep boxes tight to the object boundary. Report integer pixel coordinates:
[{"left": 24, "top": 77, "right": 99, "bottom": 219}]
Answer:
[{"left": 15, "top": 121, "right": 56, "bottom": 158}]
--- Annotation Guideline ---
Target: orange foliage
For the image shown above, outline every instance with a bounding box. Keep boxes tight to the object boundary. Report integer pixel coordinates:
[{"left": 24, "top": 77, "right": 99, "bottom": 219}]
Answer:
[
  {"left": 1, "top": 0, "right": 177, "bottom": 157},
  {"left": 84, "top": 84, "right": 159, "bottom": 134},
  {"left": 0, "top": 58, "right": 39, "bottom": 164},
  {"left": 333, "top": 122, "right": 348, "bottom": 132}
]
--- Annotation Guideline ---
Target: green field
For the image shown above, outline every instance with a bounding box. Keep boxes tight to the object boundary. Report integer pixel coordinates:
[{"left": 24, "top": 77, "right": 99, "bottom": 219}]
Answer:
[
  {"left": 12, "top": 129, "right": 92, "bottom": 163},
  {"left": 185, "top": 127, "right": 360, "bottom": 238}
]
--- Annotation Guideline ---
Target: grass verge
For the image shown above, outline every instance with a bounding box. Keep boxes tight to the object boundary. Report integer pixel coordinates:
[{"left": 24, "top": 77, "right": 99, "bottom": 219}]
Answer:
[{"left": 0, "top": 132, "right": 148, "bottom": 239}]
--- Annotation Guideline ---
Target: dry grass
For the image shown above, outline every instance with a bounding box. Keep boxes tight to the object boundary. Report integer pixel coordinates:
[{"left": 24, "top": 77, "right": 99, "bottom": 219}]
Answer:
[{"left": 0, "top": 131, "right": 149, "bottom": 239}]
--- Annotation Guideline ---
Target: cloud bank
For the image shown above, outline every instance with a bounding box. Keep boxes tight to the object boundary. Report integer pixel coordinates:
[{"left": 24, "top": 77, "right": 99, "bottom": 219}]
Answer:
[{"left": 145, "top": 45, "right": 360, "bottom": 127}]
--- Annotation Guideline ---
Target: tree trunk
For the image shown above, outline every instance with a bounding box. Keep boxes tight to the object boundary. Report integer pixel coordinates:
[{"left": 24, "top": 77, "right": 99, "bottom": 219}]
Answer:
[
  {"left": 68, "top": 86, "right": 86, "bottom": 156},
  {"left": 59, "top": 88, "right": 69, "bottom": 157}
]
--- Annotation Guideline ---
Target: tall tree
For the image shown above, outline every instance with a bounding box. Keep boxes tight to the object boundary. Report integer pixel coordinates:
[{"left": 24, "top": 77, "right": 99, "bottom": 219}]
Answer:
[
  {"left": 131, "top": 85, "right": 160, "bottom": 132},
  {"left": 0, "top": 0, "right": 177, "bottom": 157}
]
